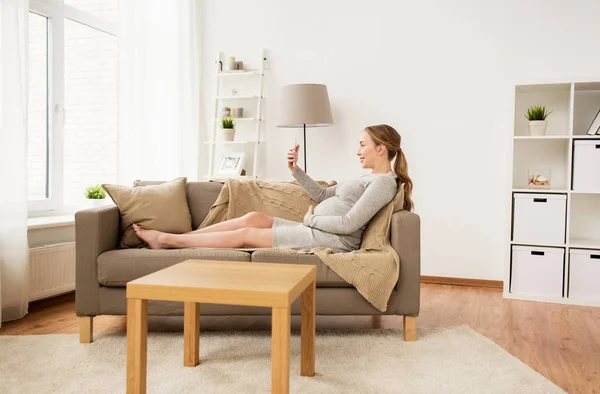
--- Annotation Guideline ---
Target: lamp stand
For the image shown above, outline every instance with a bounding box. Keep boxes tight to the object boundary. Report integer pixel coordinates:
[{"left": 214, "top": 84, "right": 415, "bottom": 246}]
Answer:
[{"left": 303, "top": 123, "right": 307, "bottom": 173}]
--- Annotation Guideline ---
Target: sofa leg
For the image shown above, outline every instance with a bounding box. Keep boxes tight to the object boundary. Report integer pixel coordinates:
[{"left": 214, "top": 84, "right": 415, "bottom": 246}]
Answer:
[
  {"left": 403, "top": 316, "right": 416, "bottom": 341},
  {"left": 372, "top": 315, "right": 382, "bottom": 328},
  {"left": 80, "top": 316, "right": 93, "bottom": 344}
]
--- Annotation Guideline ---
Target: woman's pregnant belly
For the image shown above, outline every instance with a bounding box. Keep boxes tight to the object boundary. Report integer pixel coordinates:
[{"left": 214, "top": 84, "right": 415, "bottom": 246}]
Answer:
[{"left": 313, "top": 196, "right": 352, "bottom": 217}]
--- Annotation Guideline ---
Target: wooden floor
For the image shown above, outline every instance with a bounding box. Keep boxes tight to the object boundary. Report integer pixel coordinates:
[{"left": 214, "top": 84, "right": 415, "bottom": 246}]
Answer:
[{"left": 1, "top": 283, "right": 599, "bottom": 394}]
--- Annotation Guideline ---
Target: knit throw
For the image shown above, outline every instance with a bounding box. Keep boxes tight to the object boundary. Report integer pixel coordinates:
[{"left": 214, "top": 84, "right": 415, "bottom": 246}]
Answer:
[{"left": 198, "top": 179, "right": 404, "bottom": 312}]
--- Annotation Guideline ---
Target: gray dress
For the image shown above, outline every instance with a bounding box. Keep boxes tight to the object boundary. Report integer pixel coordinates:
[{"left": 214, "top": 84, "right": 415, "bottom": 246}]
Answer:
[{"left": 271, "top": 167, "right": 398, "bottom": 253}]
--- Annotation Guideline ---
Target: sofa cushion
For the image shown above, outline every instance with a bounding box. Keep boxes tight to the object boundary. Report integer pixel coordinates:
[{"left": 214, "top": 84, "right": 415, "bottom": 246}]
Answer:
[
  {"left": 133, "top": 180, "right": 224, "bottom": 230},
  {"left": 97, "top": 248, "right": 251, "bottom": 287},
  {"left": 251, "top": 250, "right": 352, "bottom": 288},
  {"left": 102, "top": 177, "right": 193, "bottom": 248}
]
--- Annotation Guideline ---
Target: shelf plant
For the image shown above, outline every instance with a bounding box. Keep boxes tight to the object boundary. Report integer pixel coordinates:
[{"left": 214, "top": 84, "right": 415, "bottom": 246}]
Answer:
[
  {"left": 220, "top": 117, "right": 236, "bottom": 141},
  {"left": 525, "top": 105, "right": 553, "bottom": 136}
]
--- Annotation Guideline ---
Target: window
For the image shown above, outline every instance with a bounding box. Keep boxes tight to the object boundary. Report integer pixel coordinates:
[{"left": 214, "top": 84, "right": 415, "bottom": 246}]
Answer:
[
  {"left": 64, "top": 0, "right": 118, "bottom": 24},
  {"left": 27, "top": 13, "right": 49, "bottom": 201},
  {"left": 27, "top": 0, "right": 117, "bottom": 213},
  {"left": 63, "top": 19, "right": 117, "bottom": 206}
]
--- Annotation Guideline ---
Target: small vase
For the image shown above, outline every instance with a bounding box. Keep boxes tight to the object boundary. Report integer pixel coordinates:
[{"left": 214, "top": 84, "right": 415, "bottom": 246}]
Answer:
[
  {"left": 529, "top": 120, "right": 548, "bottom": 136},
  {"left": 222, "top": 128, "right": 235, "bottom": 141},
  {"left": 228, "top": 57, "right": 236, "bottom": 72},
  {"left": 220, "top": 107, "right": 231, "bottom": 118}
]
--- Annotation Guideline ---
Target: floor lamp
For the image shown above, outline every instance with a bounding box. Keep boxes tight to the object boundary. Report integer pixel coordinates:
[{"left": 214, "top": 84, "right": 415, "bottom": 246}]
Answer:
[{"left": 276, "top": 84, "right": 334, "bottom": 174}]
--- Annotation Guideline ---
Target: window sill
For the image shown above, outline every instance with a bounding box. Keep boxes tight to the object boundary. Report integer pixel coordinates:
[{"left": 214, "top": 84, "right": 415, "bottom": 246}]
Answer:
[
  {"left": 27, "top": 201, "right": 116, "bottom": 230},
  {"left": 28, "top": 215, "right": 75, "bottom": 230}
]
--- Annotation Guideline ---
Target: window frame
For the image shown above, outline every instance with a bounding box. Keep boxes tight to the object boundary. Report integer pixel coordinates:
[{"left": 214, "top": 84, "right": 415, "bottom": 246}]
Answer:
[{"left": 27, "top": 0, "right": 116, "bottom": 216}]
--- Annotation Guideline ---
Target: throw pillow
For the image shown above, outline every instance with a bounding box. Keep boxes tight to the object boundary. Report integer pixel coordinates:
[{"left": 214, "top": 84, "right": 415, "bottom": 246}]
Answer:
[{"left": 102, "top": 177, "right": 192, "bottom": 248}]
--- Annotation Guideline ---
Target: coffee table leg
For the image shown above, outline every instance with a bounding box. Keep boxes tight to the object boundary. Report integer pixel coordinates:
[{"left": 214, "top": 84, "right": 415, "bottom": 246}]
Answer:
[
  {"left": 301, "top": 280, "right": 316, "bottom": 377},
  {"left": 184, "top": 302, "right": 200, "bottom": 367},
  {"left": 272, "top": 307, "right": 291, "bottom": 394},
  {"left": 127, "top": 298, "right": 148, "bottom": 394}
]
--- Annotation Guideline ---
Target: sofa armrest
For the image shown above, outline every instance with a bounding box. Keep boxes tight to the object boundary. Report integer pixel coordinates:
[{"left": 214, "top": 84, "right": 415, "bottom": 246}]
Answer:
[
  {"left": 75, "top": 205, "right": 120, "bottom": 316},
  {"left": 390, "top": 209, "right": 421, "bottom": 316}
]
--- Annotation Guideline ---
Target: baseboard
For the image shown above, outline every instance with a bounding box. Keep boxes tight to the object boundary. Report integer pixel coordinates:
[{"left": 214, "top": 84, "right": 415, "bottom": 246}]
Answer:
[{"left": 421, "top": 276, "right": 503, "bottom": 289}]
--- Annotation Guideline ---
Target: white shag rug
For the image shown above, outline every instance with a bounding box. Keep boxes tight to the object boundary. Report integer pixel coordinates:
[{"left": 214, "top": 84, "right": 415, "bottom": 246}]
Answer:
[{"left": 0, "top": 326, "right": 564, "bottom": 394}]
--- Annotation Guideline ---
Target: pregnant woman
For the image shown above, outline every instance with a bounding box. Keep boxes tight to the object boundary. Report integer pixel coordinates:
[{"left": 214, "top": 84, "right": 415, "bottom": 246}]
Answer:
[{"left": 134, "top": 124, "right": 413, "bottom": 252}]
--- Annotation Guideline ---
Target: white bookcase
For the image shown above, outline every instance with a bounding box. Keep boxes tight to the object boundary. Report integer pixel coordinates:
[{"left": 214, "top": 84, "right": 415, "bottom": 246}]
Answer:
[
  {"left": 506, "top": 81, "right": 600, "bottom": 307},
  {"left": 205, "top": 48, "right": 267, "bottom": 181}
]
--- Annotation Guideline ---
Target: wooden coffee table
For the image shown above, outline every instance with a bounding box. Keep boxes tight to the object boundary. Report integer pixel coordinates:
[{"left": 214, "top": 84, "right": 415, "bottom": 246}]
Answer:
[{"left": 126, "top": 259, "right": 317, "bottom": 394}]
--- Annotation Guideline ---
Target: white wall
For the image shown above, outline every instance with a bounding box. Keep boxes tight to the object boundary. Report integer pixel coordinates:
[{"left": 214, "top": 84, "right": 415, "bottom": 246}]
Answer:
[{"left": 199, "top": 0, "right": 600, "bottom": 280}]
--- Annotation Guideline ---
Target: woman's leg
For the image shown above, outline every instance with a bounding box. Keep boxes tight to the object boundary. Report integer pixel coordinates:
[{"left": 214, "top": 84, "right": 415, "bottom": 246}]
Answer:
[
  {"left": 133, "top": 224, "right": 273, "bottom": 249},
  {"left": 186, "top": 212, "right": 274, "bottom": 234}
]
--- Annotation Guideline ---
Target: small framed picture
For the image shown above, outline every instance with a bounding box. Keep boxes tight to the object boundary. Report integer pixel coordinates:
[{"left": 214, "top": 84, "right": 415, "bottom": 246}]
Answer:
[{"left": 215, "top": 152, "right": 246, "bottom": 176}]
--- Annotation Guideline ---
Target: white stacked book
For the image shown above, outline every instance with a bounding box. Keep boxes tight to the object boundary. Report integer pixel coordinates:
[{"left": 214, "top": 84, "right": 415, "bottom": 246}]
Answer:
[{"left": 586, "top": 108, "right": 600, "bottom": 135}]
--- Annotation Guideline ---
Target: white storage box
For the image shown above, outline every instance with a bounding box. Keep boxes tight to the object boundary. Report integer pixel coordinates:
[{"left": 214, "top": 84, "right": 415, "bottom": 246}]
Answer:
[
  {"left": 513, "top": 193, "right": 566, "bottom": 245},
  {"left": 568, "top": 248, "right": 600, "bottom": 300},
  {"left": 573, "top": 140, "right": 600, "bottom": 192},
  {"left": 511, "top": 245, "right": 564, "bottom": 297}
]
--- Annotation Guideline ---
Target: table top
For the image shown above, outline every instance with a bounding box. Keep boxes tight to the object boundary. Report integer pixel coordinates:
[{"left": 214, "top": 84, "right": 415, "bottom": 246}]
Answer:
[{"left": 126, "top": 259, "right": 317, "bottom": 308}]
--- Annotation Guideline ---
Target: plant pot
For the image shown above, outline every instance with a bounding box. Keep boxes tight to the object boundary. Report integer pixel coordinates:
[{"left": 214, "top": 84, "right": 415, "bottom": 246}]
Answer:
[
  {"left": 529, "top": 120, "right": 548, "bottom": 136},
  {"left": 222, "top": 128, "right": 235, "bottom": 141},
  {"left": 87, "top": 198, "right": 109, "bottom": 207}
]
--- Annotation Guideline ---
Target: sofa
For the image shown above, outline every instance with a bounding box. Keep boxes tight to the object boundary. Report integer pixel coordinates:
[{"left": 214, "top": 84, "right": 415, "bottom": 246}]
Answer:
[{"left": 75, "top": 181, "right": 421, "bottom": 343}]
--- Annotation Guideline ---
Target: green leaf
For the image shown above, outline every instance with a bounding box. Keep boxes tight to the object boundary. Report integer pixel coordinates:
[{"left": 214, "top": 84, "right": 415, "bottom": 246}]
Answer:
[
  {"left": 85, "top": 185, "right": 106, "bottom": 199},
  {"left": 525, "top": 104, "right": 552, "bottom": 120},
  {"left": 220, "top": 117, "right": 235, "bottom": 129}
]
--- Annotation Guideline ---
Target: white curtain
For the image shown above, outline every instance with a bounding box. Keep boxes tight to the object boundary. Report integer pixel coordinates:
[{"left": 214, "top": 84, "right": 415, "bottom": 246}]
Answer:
[
  {"left": 118, "top": 0, "right": 200, "bottom": 186},
  {"left": 0, "top": 0, "right": 30, "bottom": 326}
]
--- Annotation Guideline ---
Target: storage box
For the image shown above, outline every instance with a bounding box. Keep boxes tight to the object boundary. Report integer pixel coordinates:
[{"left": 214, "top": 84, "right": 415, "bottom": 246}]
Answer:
[
  {"left": 573, "top": 140, "right": 600, "bottom": 192},
  {"left": 512, "top": 193, "right": 566, "bottom": 245},
  {"left": 511, "top": 245, "right": 564, "bottom": 297},
  {"left": 568, "top": 248, "right": 600, "bottom": 300}
]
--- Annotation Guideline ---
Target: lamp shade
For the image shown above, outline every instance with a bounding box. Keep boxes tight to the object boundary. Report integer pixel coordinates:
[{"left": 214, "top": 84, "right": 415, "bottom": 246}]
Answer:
[{"left": 276, "top": 84, "right": 333, "bottom": 128}]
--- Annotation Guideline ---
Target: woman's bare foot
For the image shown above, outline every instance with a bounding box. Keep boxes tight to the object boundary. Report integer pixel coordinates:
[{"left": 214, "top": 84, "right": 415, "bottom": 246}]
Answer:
[{"left": 132, "top": 223, "right": 167, "bottom": 249}]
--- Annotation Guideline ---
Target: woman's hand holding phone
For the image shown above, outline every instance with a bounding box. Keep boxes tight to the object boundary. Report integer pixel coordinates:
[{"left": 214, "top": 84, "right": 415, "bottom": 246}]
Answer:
[{"left": 287, "top": 141, "right": 299, "bottom": 172}]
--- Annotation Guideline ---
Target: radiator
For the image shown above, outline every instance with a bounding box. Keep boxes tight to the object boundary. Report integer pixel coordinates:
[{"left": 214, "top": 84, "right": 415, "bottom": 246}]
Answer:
[{"left": 29, "top": 242, "right": 76, "bottom": 302}]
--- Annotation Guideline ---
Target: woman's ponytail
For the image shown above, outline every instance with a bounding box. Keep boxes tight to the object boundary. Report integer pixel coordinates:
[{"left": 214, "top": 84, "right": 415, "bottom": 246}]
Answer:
[{"left": 393, "top": 148, "right": 414, "bottom": 211}]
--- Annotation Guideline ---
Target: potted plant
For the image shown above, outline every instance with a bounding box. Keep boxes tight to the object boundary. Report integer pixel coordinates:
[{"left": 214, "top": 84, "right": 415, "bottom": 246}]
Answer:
[
  {"left": 221, "top": 117, "right": 236, "bottom": 141},
  {"left": 85, "top": 184, "right": 108, "bottom": 207},
  {"left": 525, "top": 105, "right": 553, "bottom": 136}
]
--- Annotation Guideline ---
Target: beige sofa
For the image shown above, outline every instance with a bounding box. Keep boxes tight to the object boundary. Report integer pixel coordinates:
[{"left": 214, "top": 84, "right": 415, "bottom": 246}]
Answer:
[{"left": 75, "top": 181, "right": 421, "bottom": 343}]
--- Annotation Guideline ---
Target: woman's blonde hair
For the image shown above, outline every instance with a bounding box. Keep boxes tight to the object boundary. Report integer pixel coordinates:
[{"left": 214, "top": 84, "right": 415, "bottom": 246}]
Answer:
[{"left": 364, "top": 124, "right": 414, "bottom": 211}]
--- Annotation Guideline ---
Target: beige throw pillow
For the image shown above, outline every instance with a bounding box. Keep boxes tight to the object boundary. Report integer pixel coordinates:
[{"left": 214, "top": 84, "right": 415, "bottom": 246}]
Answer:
[{"left": 102, "top": 177, "right": 192, "bottom": 248}]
